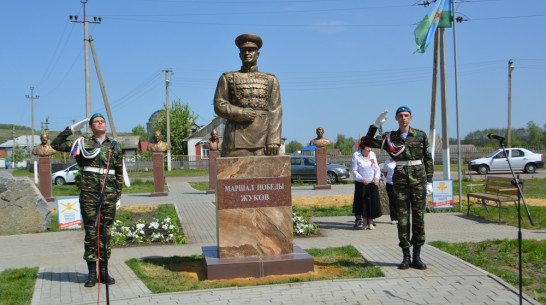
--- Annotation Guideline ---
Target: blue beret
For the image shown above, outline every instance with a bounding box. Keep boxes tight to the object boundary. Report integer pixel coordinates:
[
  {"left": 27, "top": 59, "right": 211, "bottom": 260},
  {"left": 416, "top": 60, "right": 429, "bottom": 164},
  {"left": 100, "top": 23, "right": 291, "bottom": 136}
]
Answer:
[
  {"left": 89, "top": 113, "right": 105, "bottom": 125},
  {"left": 396, "top": 106, "right": 411, "bottom": 115}
]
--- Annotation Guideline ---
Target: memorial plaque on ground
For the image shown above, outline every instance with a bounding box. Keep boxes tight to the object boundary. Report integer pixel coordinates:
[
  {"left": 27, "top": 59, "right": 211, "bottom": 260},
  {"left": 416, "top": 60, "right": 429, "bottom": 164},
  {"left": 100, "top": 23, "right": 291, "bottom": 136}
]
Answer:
[{"left": 216, "top": 156, "right": 293, "bottom": 258}]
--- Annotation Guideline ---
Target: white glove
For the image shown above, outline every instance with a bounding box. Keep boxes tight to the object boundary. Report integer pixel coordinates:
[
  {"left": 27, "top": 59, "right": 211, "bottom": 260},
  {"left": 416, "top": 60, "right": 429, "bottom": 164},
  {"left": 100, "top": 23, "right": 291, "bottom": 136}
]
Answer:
[
  {"left": 116, "top": 200, "right": 121, "bottom": 210},
  {"left": 426, "top": 183, "right": 433, "bottom": 195},
  {"left": 374, "top": 110, "right": 388, "bottom": 127},
  {"left": 70, "top": 118, "right": 89, "bottom": 133}
]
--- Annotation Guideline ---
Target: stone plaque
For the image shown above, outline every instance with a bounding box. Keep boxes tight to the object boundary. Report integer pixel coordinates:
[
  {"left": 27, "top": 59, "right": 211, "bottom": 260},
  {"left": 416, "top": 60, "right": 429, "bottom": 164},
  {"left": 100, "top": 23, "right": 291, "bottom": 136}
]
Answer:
[
  {"left": 217, "top": 177, "right": 290, "bottom": 209},
  {"left": 216, "top": 156, "right": 292, "bottom": 258}
]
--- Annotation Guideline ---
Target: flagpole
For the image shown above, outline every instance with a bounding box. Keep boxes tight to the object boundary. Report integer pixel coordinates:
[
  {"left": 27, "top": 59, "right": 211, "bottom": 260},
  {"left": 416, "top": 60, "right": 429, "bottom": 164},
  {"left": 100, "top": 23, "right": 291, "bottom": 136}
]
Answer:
[{"left": 451, "top": 0, "right": 463, "bottom": 210}]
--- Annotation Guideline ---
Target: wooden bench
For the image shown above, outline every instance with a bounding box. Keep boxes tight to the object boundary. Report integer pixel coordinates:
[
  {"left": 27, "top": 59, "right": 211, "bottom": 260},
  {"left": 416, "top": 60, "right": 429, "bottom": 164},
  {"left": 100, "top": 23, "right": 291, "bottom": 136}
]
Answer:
[{"left": 467, "top": 176, "right": 522, "bottom": 223}]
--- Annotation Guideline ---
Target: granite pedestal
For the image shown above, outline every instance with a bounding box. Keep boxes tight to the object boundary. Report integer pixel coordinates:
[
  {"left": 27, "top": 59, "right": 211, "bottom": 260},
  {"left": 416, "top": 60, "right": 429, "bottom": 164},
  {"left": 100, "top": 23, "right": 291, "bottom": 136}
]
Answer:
[
  {"left": 150, "top": 153, "right": 168, "bottom": 197},
  {"left": 38, "top": 157, "right": 55, "bottom": 202},
  {"left": 206, "top": 150, "right": 220, "bottom": 194},
  {"left": 203, "top": 155, "right": 314, "bottom": 280},
  {"left": 313, "top": 147, "right": 331, "bottom": 190}
]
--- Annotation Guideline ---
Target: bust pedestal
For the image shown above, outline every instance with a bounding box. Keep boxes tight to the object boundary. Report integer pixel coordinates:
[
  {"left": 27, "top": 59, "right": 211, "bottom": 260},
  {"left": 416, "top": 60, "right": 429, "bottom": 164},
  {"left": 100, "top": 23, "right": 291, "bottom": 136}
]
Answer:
[
  {"left": 38, "top": 157, "right": 55, "bottom": 202},
  {"left": 150, "top": 153, "right": 168, "bottom": 197},
  {"left": 206, "top": 150, "right": 220, "bottom": 194},
  {"left": 314, "top": 147, "right": 331, "bottom": 190}
]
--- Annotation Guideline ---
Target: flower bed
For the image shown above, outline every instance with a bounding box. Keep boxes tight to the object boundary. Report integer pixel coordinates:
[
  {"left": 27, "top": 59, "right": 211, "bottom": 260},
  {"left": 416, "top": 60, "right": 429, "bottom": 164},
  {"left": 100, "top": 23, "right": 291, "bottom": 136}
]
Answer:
[
  {"left": 292, "top": 211, "right": 319, "bottom": 236},
  {"left": 111, "top": 216, "right": 187, "bottom": 246}
]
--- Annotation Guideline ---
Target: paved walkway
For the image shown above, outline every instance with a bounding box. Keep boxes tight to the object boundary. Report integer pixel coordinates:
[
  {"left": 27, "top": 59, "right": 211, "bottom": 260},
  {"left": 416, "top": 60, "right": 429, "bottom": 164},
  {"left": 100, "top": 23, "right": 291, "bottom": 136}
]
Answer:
[{"left": 0, "top": 178, "right": 543, "bottom": 305}]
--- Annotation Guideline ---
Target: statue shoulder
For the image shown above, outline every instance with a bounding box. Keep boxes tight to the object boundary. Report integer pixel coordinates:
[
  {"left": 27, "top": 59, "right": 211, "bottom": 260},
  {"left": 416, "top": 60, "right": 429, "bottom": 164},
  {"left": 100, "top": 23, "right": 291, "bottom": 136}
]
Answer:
[{"left": 222, "top": 71, "right": 239, "bottom": 77}]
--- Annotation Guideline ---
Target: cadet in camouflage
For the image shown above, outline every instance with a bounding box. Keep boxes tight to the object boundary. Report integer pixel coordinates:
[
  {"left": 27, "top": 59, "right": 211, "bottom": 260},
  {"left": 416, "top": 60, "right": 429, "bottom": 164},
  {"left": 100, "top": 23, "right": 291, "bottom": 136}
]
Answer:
[
  {"left": 363, "top": 106, "right": 433, "bottom": 270},
  {"left": 214, "top": 33, "right": 282, "bottom": 157},
  {"left": 51, "top": 113, "right": 123, "bottom": 287}
]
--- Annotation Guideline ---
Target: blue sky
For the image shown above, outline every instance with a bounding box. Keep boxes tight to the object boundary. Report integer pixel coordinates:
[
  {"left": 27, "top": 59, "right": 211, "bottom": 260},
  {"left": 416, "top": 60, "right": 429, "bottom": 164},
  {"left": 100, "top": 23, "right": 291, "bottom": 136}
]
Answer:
[{"left": 1, "top": 0, "right": 545, "bottom": 146}]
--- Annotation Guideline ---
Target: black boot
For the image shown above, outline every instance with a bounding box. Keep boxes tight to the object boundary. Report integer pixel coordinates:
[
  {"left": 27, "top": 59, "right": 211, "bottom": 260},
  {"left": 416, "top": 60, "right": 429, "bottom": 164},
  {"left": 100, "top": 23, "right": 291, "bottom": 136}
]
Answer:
[
  {"left": 353, "top": 218, "right": 362, "bottom": 228},
  {"left": 410, "top": 245, "right": 427, "bottom": 270},
  {"left": 99, "top": 260, "right": 116, "bottom": 285},
  {"left": 398, "top": 248, "right": 411, "bottom": 270},
  {"left": 84, "top": 261, "right": 97, "bottom": 287}
]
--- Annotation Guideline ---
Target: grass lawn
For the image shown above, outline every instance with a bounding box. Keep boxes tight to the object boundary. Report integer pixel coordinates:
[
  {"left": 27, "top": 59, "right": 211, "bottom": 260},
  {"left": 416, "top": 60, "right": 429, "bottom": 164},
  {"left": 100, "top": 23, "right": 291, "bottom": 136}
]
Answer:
[
  {"left": 50, "top": 179, "right": 157, "bottom": 197},
  {"left": 124, "top": 168, "right": 208, "bottom": 177},
  {"left": 0, "top": 267, "right": 38, "bottom": 305},
  {"left": 430, "top": 239, "right": 546, "bottom": 304},
  {"left": 11, "top": 167, "right": 208, "bottom": 178},
  {"left": 125, "top": 245, "right": 383, "bottom": 293}
]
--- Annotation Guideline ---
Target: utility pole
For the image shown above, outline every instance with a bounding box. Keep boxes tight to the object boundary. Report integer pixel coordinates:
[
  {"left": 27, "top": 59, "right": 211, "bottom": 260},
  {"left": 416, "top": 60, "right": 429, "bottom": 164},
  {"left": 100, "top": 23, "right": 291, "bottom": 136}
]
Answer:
[
  {"left": 89, "top": 37, "right": 117, "bottom": 138},
  {"left": 12, "top": 125, "right": 15, "bottom": 167},
  {"left": 45, "top": 117, "right": 49, "bottom": 134},
  {"left": 25, "top": 86, "right": 39, "bottom": 148},
  {"left": 163, "top": 69, "right": 173, "bottom": 171},
  {"left": 507, "top": 59, "right": 514, "bottom": 147},
  {"left": 70, "top": 0, "right": 101, "bottom": 119}
]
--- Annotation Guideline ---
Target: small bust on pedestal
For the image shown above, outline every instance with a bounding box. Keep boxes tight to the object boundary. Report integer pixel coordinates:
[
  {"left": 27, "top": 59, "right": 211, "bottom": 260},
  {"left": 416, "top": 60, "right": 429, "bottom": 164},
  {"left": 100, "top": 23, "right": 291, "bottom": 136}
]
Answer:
[
  {"left": 309, "top": 127, "right": 331, "bottom": 147},
  {"left": 148, "top": 131, "right": 170, "bottom": 152},
  {"left": 32, "top": 133, "right": 57, "bottom": 157},
  {"left": 205, "top": 129, "right": 221, "bottom": 152}
]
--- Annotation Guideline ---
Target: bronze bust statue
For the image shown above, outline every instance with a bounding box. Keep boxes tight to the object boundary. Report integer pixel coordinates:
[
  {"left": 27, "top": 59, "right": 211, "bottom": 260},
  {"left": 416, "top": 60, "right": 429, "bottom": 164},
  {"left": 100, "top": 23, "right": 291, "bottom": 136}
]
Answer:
[
  {"left": 205, "top": 129, "right": 221, "bottom": 151},
  {"left": 214, "top": 33, "right": 282, "bottom": 157},
  {"left": 32, "top": 133, "right": 57, "bottom": 157},
  {"left": 309, "top": 127, "right": 331, "bottom": 147},
  {"left": 148, "top": 131, "right": 170, "bottom": 152}
]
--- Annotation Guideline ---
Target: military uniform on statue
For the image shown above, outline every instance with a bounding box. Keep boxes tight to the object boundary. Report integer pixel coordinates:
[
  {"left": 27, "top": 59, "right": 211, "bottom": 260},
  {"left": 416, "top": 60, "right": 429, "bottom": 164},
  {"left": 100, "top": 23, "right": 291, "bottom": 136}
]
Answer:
[{"left": 214, "top": 33, "right": 282, "bottom": 157}]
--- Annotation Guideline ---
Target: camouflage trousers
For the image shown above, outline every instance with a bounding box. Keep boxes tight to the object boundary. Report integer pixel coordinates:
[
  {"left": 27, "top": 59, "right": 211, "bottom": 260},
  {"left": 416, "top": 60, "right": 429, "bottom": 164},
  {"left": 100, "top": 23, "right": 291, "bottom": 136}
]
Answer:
[
  {"left": 393, "top": 165, "right": 427, "bottom": 249},
  {"left": 80, "top": 191, "right": 117, "bottom": 262}
]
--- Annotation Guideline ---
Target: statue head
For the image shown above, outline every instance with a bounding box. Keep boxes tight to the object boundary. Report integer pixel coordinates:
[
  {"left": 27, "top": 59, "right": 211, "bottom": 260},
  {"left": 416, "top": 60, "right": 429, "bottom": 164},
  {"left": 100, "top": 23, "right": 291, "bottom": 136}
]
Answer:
[
  {"left": 210, "top": 129, "right": 219, "bottom": 141},
  {"left": 40, "top": 133, "right": 49, "bottom": 145},
  {"left": 153, "top": 131, "right": 162, "bottom": 143},
  {"left": 316, "top": 127, "right": 324, "bottom": 139},
  {"left": 236, "top": 33, "right": 262, "bottom": 66}
]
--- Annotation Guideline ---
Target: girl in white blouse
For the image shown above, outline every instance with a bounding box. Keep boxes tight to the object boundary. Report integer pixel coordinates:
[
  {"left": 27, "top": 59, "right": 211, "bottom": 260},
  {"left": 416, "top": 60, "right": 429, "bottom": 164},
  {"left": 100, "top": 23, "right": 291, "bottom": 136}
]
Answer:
[{"left": 352, "top": 141, "right": 382, "bottom": 229}]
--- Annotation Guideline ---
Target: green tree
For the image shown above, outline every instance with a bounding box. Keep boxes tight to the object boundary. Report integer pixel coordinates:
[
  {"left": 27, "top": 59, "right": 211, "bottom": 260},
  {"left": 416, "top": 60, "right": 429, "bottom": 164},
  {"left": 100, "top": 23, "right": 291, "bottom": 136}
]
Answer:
[
  {"left": 527, "top": 121, "right": 542, "bottom": 146},
  {"left": 285, "top": 140, "right": 304, "bottom": 153},
  {"left": 12, "top": 143, "right": 26, "bottom": 163},
  {"left": 333, "top": 134, "right": 356, "bottom": 155},
  {"left": 131, "top": 124, "right": 148, "bottom": 141},
  {"left": 153, "top": 99, "right": 198, "bottom": 155}
]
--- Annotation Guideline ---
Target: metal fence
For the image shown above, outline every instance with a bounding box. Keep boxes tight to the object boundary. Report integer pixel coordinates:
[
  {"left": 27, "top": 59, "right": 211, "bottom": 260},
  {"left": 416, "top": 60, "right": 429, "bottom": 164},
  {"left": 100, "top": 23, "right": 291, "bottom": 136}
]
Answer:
[
  {"left": 326, "top": 146, "right": 546, "bottom": 168},
  {"left": 32, "top": 145, "right": 546, "bottom": 172}
]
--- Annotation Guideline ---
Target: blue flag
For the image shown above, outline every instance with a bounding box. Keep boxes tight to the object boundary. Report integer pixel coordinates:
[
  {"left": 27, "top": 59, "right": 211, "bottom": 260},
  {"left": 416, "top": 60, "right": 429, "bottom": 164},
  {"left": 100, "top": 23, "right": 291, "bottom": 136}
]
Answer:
[{"left": 414, "top": 0, "right": 452, "bottom": 53}]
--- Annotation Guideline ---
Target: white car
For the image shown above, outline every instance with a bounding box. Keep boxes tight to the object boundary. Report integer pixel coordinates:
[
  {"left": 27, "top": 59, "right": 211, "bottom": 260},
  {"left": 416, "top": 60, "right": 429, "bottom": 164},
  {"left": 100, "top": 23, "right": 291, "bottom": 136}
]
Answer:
[
  {"left": 468, "top": 148, "right": 544, "bottom": 174},
  {"left": 51, "top": 164, "right": 79, "bottom": 185}
]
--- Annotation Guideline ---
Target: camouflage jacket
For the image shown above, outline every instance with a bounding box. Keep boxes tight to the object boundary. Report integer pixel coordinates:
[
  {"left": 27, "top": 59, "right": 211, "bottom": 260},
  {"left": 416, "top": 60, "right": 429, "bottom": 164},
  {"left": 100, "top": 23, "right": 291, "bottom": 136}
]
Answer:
[
  {"left": 51, "top": 127, "right": 123, "bottom": 195},
  {"left": 363, "top": 125, "right": 433, "bottom": 183},
  {"left": 214, "top": 65, "right": 282, "bottom": 150}
]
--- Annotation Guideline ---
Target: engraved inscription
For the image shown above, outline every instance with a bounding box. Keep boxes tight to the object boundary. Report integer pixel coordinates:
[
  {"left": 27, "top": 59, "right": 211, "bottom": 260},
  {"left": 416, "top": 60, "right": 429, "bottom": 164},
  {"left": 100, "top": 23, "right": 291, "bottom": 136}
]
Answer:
[{"left": 217, "top": 177, "right": 291, "bottom": 209}]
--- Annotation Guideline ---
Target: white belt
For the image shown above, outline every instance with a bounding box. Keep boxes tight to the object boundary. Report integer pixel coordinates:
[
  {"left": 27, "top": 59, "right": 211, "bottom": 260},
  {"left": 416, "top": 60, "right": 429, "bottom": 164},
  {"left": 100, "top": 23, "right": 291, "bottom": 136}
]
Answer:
[
  {"left": 396, "top": 160, "right": 422, "bottom": 166},
  {"left": 83, "top": 166, "right": 115, "bottom": 175}
]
